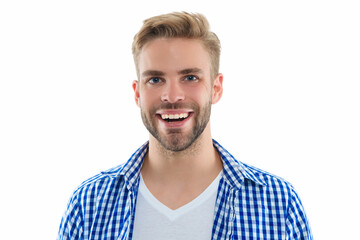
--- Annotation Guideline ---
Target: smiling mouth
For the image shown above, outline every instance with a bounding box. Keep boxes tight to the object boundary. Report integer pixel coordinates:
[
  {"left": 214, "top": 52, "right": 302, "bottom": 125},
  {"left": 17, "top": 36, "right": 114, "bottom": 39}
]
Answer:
[{"left": 157, "top": 113, "right": 191, "bottom": 122}]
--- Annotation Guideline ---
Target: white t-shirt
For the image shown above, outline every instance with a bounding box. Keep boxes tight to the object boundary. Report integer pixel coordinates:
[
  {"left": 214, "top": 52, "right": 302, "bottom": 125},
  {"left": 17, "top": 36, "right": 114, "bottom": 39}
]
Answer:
[{"left": 132, "top": 172, "right": 222, "bottom": 240}]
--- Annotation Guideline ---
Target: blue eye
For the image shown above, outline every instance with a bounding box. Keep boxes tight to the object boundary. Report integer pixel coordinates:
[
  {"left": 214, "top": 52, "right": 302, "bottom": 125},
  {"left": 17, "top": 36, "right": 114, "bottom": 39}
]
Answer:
[
  {"left": 149, "top": 77, "right": 162, "bottom": 84},
  {"left": 184, "top": 75, "right": 198, "bottom": 81}
]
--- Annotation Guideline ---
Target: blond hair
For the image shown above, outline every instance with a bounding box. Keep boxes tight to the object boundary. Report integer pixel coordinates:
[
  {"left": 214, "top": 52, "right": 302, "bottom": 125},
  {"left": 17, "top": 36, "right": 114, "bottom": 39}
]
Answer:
[{"left": 132, "top": 12, "right": 221, "bottom": 80}]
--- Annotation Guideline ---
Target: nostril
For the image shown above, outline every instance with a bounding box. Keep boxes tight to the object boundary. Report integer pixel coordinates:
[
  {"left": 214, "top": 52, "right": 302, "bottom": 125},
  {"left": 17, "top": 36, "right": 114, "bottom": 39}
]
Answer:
[
  {"left": 161, "top": 95, "right": 185, "bottom": 103},
  {"left": 161, "top": 84, "right": 185, "bottom": 103},
  {"left": 161, "top": 94, "right": 168, "bottom": 101}
]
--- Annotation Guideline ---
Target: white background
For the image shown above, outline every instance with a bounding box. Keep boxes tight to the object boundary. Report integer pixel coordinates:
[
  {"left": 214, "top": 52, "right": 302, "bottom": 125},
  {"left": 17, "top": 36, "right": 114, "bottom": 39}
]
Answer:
[{"left": 0, "top": 0, "right": 359, "bottom": 239}]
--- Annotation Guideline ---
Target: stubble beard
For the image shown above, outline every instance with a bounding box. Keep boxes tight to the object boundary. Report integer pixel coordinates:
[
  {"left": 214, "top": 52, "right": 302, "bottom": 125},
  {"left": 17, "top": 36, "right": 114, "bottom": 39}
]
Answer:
[{"left": 140, "top": 100, "right": 212, "bottom": 152}]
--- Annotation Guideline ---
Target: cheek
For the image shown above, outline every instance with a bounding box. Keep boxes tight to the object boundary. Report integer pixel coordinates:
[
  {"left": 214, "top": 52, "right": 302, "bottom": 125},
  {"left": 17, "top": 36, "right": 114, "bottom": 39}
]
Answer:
[
  {"left": 185, "top": 85, "right": 211, "bottom": 103},
  {"left": 139, "top": 89, "right": 158, "bottom": 107}
]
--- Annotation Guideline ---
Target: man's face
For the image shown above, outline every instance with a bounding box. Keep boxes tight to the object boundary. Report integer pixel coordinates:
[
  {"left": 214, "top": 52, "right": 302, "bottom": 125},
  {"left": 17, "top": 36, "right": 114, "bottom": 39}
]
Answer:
[{"left": 133, "top": 38, "right": 223, "bottom": 152}]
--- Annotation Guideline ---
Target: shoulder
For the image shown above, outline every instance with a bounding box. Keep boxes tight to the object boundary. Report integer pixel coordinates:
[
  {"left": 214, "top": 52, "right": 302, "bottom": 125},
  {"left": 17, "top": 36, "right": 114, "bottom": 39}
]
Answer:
[
  {"left": 68, "top": 141, "right": 149, "bottom": 204},
  {"left": 214, "top": 139, "right": 300, "bottom": 199},
  {"left": 245, "top": 164, "right": 312, "bottom": 237},
  {"left": 241, "top": 162, "right": 311, "bottom": 226},
  {"left": 243, "top": 162, "right": 294, "bottom": 190},
  {"left": 57, "top": 163, "right": 132, "bottom": 239},
  {"left": 240, "top": 162, "right": 304, "bottom": 205},
  {"left": 70, "top": 163, "right": 128, "bottom": 204},
  {"left": 60, "top": 163, "right": 129, "bottom": 222},
  {"left": 214, "top": 140, "right": 312, "bottom": 238},
  {"left": 65, "top": 142, "right": 148, "bottom": 208},
  {"left": 58, "top": 142, "right": 148, "bottom": 239}
]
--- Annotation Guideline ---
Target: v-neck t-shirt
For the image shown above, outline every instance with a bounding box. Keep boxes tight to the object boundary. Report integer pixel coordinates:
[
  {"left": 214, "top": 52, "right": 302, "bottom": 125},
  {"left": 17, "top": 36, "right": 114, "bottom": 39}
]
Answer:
[{"left": 132, "top": 172, "right": 222, "bottom": 240}]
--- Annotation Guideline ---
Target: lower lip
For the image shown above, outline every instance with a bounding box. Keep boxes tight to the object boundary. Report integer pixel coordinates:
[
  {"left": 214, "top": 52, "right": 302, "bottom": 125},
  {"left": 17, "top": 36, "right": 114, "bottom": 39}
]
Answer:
[{"left": 157, "top": 113, "right": 193, "bottom": 128}]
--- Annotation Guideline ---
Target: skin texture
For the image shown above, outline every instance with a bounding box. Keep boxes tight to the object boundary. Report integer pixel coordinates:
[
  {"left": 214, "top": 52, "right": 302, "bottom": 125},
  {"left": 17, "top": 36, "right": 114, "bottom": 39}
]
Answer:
[{"left": 132, "top": 38, "right": 224, "bottom": 209}]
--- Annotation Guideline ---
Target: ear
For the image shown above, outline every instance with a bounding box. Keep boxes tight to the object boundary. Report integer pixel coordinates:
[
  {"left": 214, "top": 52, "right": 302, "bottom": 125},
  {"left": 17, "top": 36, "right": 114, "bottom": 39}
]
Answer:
[
  {"left": 211, "top": 73, "right": 223, "bottom": 104},
  {"left": 132, "top": 80, "right": 140, "bottom": 107}
]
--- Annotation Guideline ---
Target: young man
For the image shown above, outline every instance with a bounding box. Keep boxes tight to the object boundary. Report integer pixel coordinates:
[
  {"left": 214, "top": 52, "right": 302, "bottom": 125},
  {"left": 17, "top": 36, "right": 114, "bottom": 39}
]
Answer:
[{"left": 58, "top": 12, "right": 312, "bottom": 240}]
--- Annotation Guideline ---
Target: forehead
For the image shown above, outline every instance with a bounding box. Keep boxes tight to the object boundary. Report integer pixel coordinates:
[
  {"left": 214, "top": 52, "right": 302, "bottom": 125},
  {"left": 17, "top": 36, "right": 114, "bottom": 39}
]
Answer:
[{"left": 138, "top": 38, "right": 211, "bottom": 76}]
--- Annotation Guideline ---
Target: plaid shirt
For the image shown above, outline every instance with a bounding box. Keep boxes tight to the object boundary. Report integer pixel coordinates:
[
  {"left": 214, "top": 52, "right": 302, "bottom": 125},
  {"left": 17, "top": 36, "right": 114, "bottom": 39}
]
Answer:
[{"left": 58, "top": 140, "right": 312, "bottom": 239}]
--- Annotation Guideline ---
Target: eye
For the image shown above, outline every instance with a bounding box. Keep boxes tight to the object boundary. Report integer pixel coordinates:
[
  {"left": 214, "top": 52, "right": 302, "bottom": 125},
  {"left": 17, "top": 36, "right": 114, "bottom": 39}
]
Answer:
[
  {"left": 148, "top": 77, "right": 162, "bottom": 84},
  {"left": 184, "top": 75, "right": 198, "bottom": 82}
]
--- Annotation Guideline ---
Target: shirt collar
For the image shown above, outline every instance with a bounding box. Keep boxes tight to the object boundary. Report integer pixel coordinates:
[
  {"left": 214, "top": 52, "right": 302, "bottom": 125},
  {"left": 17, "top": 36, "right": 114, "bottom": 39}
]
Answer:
[
  {"left": 213, "top": 139, "right": 267, "bottom": 189},
  {"left": 115, "top": 140, "right": 266, "bottom": 191},
  {"left": 109, "top": 141, "right": 148, "bottom": 191}
]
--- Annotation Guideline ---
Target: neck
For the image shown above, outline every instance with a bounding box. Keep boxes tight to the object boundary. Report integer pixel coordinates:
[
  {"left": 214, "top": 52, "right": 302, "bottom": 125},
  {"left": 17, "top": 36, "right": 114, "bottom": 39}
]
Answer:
[{"left": 142, "top": 124, "right": 222, "bottom": 183}]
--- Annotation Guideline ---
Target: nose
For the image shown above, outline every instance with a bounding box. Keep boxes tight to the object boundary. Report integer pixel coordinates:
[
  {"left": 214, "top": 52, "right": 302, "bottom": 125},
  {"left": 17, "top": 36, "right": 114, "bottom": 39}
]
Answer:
[{"left": 161, "top": 81, "right": 185, "bottom": 103}]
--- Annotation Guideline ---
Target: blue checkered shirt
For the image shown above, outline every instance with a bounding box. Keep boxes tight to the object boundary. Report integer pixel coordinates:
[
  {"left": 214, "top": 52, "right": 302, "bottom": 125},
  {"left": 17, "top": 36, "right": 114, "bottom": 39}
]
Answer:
[{"left": 58, "top": 140, "right": 312, "bottom": 239}]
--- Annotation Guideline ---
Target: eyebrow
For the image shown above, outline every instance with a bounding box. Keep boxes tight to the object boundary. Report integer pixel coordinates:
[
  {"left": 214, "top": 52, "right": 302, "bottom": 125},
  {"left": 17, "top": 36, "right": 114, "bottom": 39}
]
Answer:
[
  {"left": 178, "top": 68, "right": 203, "bottom": 75},
  {"left": 141, "top": 70, "right": 165, "bottom": 78},
  {"left": 141, "top": 68, "right": 203, "bottom": 78}
]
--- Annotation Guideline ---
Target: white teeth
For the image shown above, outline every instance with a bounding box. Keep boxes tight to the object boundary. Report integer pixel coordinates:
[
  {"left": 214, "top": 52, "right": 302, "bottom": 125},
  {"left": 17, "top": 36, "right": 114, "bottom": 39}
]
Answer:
[{"left": 161, "top": 113, "right": 189, "bottom": 120}]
